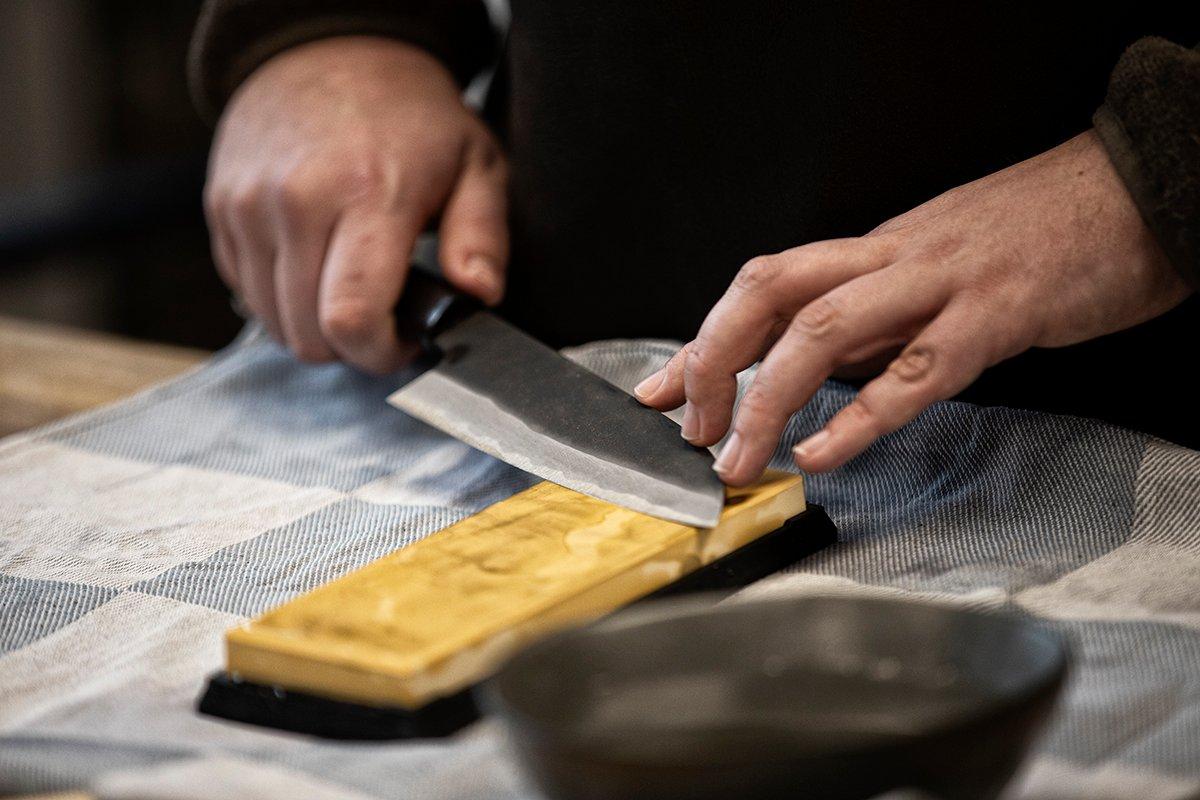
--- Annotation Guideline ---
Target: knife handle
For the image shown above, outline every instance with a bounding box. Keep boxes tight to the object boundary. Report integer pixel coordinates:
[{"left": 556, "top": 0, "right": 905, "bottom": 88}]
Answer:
[{"left": 394, "top": 268, "right": 479, "bottom": 352}]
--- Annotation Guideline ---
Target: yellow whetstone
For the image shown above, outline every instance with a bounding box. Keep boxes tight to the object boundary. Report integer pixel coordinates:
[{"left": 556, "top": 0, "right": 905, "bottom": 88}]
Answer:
[{"left": 224, "top": 472, "right": 806, "bottom": 709}]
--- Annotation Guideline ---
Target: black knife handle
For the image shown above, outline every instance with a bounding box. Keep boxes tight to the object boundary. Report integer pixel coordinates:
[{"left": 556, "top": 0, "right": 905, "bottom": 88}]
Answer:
[{"left": 394, "top": 269, "right": 479, "bottom": 352}]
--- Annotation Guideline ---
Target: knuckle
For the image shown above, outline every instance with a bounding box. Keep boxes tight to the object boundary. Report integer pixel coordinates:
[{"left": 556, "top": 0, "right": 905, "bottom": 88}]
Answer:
[
  {"left": 922, "top": 235, "right": 965, "bottom": 265},
  {"left": 319, "top": 300, "right": 378, "bottom": 344},
  {"left": 663, "top": 344, "right": 690, "bottom": 376},
  {"left": 732, "top": 256, "right": 782, "bottom": 294},
  {"left": 888, "top": 346, "right": 937, "bottom": 384},
  {"left": 888, "top": 343, "right": 966, "bottom": 401},
  {"left": 229, "top": 182, "right": 265, "bottom": 216},
  {"left": 340, "top": 226, "right": 392, "bottom": 261},
  {"left": 337, "top": 156, "right": 385, "bottom": 202},
  {"left": 840, "top": 397, "right": 881, "bottom": 434},
  {"left": 957, "top": 268, "right": 1008, "bottom": 303},
  {"left": 273, "top": 168, "right": 321, "bottom": 215},
  {"left": 790, "top": 296, "right": 841, "bottom": 340},
  {"left": 683, "top": 342, "right": 719, "bottom": 381},
  {"left": 735, "top": 386, "right": 786, "bottom": 429}
]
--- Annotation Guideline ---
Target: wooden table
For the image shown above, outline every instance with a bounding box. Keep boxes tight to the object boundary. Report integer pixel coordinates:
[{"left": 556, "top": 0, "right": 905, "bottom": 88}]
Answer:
[{"left": 0, "top": 316, "right": 208, "bottom": 437}]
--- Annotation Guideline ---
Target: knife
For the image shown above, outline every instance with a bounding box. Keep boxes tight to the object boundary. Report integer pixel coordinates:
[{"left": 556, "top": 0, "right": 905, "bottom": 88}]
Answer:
[{"left": 386, "top": 269, "right": 725, "bottom": 528}]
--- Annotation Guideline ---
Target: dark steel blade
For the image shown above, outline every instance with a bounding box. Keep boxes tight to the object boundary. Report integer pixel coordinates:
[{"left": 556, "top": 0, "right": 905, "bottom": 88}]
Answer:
[{"left": 388, "top": 311, "right": 724, "bottom": 527}]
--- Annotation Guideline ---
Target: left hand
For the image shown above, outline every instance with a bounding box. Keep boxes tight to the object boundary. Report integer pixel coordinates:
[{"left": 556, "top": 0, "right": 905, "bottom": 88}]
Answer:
[{"left": 635, "top": 131, "right": 1192, "bottom": 484}]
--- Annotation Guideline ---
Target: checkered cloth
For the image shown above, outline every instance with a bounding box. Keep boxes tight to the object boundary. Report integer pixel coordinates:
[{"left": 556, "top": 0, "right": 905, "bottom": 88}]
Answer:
[{"left": 2, "top": 326, "right": 1199, "bottom": 799}]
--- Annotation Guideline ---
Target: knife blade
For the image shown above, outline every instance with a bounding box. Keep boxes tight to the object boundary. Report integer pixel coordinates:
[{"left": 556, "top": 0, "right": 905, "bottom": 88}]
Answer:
[{"left": 386, "top": 269, "right": 725, "bottom": 528}]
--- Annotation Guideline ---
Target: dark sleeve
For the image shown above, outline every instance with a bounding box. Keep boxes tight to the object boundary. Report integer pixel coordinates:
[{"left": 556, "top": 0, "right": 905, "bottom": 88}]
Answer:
[
  {"left": 1093, "top": 37, "right": 1200, "bottom": 289},
  {"left": 188, "top": 0, "right": 497, "bottom": 125}
]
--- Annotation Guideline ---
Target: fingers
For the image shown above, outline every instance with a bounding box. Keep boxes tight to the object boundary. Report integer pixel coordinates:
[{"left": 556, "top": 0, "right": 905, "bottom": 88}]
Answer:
[
  {"left": 634, "top": 343, "right": 690, "bottom": 409},
  {"left": 636, "top": 238, "right": 895, "bottom": 445},
  {"left": 204, "top": 183, "right": 242, "bottom": 295},
  {"left": 438, "top": 138, "right": 509, "bottom": 306},
  {"left": 223, "top": 186, "right": 283, "bottom": 340},
  {"left": 712, "top": 263, "right": 950, "bottom": 486},
  {"left": 270, "top": 171, "right": 338, "bottom": 363},
  {"left": 318, "top": 209, "right": 423, "bottom": 374},
  {"left": 274, "top": 235, "right": 336, "bottom": 363},
  {"left": 209, "top": 167, "right": 440, "bottom": 371},
  {"left": 792, "top": 301, "right": 1026, "bottom": 473},
  {"left": 210, "top": 225, "right": 241, "bottom": 295}
]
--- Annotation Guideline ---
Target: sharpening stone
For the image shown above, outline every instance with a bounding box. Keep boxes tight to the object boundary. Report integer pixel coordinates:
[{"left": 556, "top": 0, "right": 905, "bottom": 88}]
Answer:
[{"left": 199, "top": 471, "right": 836, "bottom": 738}]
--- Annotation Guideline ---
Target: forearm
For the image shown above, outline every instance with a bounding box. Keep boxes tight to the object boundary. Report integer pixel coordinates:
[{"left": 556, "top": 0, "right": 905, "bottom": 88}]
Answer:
[
  {"left": 188, "top": 0, "right": 496, "bottom": 124},
  {"left": 1094, "top": 37, "right": 1200, "bottom": 289}
]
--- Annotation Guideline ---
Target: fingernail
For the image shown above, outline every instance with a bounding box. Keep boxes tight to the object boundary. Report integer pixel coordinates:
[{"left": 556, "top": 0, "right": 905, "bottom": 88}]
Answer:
[
  {"left": 681, "top": 404, "right": 699, "bottom": 441},
  {"left": 793, "top": 430, "right": 831, "bottom": 462},
  {"left": 634, "top": 370, "right": 665, "bottom": 400},
  {"left": 713, "top": 432, "right": 742, "bottom": 475},
  {"left": 465, "top": 255, "right": 499, "bottom": 300}
]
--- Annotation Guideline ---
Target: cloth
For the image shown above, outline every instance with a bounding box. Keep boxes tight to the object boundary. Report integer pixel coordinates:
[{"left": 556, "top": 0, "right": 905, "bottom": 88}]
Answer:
[
  {"left": 2, "top": 329, "right": 1200, "bottom": 799},
  {"left": 1094, "top": 37, "right": 1200, "bottom": 290},
  {"left": 185, "top": 1, "right": 1200, "bottom": 449}
]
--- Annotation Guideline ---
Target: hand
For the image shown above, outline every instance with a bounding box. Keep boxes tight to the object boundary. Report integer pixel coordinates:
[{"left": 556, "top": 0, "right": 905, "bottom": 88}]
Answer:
[
  {"left": 205, "top": 36, "right": 507, "bottom": 373},
  {"left": 636, "top": 131, "right": 1191, "bottom": 484}
]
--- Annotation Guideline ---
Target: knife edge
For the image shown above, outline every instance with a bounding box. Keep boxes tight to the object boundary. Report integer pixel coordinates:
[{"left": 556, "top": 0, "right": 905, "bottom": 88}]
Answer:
[{"left": 388, "top": 366, "right": 724, "bottom": 528}]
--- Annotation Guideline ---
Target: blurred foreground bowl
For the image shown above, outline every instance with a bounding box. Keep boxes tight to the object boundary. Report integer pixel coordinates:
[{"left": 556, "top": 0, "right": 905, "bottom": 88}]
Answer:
[{"left": 481, "top": 595, "right": 1067, "bottom": 800}]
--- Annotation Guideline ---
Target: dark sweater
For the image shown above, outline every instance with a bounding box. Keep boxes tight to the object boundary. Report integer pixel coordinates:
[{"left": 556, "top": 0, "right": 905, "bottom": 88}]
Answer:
[{"left": 191, "top": 2, "right": 1200, "bottom": 447}]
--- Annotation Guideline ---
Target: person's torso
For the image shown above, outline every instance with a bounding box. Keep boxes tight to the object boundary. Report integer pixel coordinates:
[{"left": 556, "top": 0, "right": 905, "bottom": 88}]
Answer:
[{"left": 490, "top": 1, "right": 1200, "bottom": 445}]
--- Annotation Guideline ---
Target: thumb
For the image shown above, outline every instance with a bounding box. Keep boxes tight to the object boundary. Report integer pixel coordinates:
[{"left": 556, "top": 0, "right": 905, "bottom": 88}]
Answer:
[{"left": 439, "top": 139, "right": 509, "bottom": 306}]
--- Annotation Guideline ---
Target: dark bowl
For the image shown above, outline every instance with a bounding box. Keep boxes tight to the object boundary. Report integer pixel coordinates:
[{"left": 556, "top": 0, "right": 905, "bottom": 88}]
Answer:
[{"left": 480, "top": 595, "right": 1068, "bottom": 800}]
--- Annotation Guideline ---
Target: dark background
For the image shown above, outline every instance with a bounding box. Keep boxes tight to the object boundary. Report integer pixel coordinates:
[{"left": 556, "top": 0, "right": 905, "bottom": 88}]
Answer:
[{"left": 0, "top": 0, "right": 240, "bottom": 350}]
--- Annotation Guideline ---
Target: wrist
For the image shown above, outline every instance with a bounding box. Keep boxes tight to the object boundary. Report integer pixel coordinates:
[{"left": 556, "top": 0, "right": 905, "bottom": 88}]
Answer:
[
  {"left": 249, "top": 35, "right": 457, "bottom": 93},
  {"left": 188, "top": 0, "right": 495, "bottom": 126},
  {"left": 223, "top": 33, "right": 464, "bottom": 130},
  {"left": 1093, "top": 37, "right": 1200, "bottom": 291},
  {"left": 274, "top": 34, "right": 453, "bottom": 76}
]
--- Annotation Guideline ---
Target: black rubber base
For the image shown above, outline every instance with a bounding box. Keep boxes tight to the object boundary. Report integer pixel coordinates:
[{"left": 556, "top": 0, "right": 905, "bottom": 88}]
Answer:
[
  {"left": 200, "top": 671, "right": 479, "bottom": 739},
  {"left": 197, "top": 504, "right": 837, "bottom": 740}
]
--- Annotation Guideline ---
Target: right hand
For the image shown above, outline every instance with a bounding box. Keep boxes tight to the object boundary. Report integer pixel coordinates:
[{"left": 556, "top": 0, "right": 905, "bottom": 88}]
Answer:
[{"left": 205, "top": 36, "right": 508, "bottom": 373}]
